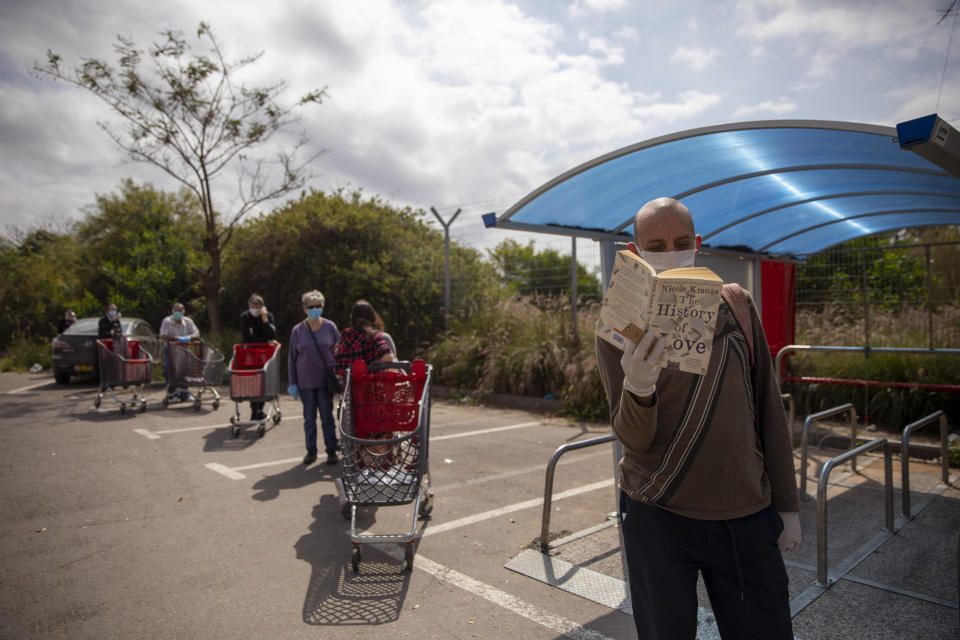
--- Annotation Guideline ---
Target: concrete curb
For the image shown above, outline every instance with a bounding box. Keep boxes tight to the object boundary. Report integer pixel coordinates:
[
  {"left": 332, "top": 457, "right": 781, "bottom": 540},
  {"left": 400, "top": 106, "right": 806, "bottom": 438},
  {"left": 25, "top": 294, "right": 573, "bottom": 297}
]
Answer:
[{"left": 432, "top": 385, "right": 563, "bottom": 414}]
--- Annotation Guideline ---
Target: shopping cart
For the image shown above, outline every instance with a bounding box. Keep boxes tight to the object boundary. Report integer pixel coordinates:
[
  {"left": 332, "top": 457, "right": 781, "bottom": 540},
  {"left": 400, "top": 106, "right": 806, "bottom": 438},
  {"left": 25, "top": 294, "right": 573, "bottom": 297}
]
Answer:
[
  {"left": 95, "top": 337, "right": 153, "bottom": 414},
  {"left": 335, "top": 359, "right": 433, "bottom": 572},
  {"left": 227, "top": 342, "right": 282, "bottom": 438},
  {"left": 161, "top": 339, "right": 224, "bottom": 411}
]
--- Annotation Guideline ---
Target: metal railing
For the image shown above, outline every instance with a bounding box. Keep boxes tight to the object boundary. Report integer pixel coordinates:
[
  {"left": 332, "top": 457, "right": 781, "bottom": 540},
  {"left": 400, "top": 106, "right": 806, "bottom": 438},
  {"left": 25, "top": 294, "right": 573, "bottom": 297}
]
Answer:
[
  {"left": 799, "top": 403, "right": 858, "bottom": 500},
  {"left": 901, "top": 411, "right": 951, "bottom": 519},
  {"left": 816, "top": 437, "right": 894, "bottom": 587},
  {"left": 540, "top": 434, "right": 616, "bottom": 551},
  {"left": 775, "top": 345, "right": 960, "bottom": 382}
]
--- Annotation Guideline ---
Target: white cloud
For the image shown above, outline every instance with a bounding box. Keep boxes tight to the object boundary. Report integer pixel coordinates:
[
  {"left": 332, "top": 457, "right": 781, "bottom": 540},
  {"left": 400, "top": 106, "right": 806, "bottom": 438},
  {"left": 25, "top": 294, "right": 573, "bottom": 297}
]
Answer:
[
  {"left": 634, "top": 90, "right": 725, "bottom": 123},
  {"left": 732, "top": 0, "right": 947, "bottom": 82},
  {"left": 1, "top": 0, "right": 955, "bottom": 236},
  {"left": 579, "top": 32, "right": 627, "bottom": 65},
  {"left": 612, "top": 26, "right": 640, "bottom": 41},
  {"left": 731, "top": 97, "right": 798, "bottom": 119},
  {"left": 670, "top": 45, "right": 721, "bottom": 70},
  {"left": 569, "top": 0, "right": 627, "bottom": 18}
]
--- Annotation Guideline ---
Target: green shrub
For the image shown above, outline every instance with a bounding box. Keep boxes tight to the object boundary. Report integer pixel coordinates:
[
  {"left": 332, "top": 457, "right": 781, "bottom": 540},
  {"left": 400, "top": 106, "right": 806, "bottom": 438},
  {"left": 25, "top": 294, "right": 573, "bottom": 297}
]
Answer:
[
  {"left": 0, "top": 335, "right": 53, "bottom": 372},
  {"left": 425, "top": 294, "right": 608, "bottom": 421},
  {"left": 786, "top": 305, "right": 960, "bottom": 432}
]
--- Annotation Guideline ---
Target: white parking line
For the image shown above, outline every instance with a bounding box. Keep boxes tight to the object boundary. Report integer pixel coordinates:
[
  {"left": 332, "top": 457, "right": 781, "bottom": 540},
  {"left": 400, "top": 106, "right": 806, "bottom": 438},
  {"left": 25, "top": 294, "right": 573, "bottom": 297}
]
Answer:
[
  {"left": 4, "top": 380, "right": 53, "bottom": 394},
  {"left": 203, "top": 463, "right": 246, "bottom": 480},
  {"left": 132, "top": 408, "right": 310, "bottom": 440},
  {"left": 410, "top": 553, "right": 615, "bottom": 640},
  {"left": 431, "top": 420, "right": 542, "bottom": 441},
  {"left": 380, "top": 542, "right": 617, "bottom": 639},
  {"left": 201, "top": 420, "right": 547, "bottom": 478},
  {"left": 423, "top": 479, "right": 614, "bottom": 537},
  {"left": 234, "top": 457, "right": 302, "bottom": 471}
]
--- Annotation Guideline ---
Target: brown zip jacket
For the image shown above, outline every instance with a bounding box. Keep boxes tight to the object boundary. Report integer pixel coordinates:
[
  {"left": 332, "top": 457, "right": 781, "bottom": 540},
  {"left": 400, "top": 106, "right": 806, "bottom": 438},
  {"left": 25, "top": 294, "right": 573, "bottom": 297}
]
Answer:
[{"left": 596, "top": 287, "right": 799, "bottom": 520}]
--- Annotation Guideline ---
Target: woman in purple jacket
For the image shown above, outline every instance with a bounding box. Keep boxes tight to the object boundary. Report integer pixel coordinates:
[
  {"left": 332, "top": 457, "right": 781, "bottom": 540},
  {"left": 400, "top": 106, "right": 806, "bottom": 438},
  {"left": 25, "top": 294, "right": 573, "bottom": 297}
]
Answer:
[{"left": 287, "top": 290, "right": 340, "bottom": 466}]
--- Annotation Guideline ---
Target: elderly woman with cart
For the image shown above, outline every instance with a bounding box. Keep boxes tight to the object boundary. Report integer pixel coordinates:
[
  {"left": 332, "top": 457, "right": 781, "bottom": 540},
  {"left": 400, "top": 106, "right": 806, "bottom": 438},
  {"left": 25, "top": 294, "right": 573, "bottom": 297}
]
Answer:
[
  {"left": 226, "top": 294, "right": 283, "bottom": 438},
  {"left": 239, "top": 294, "right": 278, "bottom": 421},
  {"left": 332, "top": 299, "right": 433, "bottom": 573},
  {"left": 287, "top": 290, "right": 341, "bottom": 466}
]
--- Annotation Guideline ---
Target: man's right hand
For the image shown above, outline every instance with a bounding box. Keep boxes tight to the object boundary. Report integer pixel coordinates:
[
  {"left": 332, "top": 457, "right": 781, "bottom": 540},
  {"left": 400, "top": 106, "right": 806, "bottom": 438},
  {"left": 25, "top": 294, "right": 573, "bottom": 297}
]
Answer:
[{"left": 620, "top": 331, "right": 665, "bottom": 398}]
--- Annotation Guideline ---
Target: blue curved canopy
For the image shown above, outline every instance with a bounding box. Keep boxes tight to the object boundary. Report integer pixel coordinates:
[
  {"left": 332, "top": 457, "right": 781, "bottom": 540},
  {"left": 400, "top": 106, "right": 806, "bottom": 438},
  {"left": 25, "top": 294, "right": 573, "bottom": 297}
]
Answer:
[{"left": 495, "top": 120, "right": 960, "bottom": 258}]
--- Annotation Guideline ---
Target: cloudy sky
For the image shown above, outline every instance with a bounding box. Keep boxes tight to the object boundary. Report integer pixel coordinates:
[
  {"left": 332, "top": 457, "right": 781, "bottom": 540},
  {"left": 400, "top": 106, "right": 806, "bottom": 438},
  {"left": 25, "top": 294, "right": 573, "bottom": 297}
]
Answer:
[{"left": 1, "top": 0, "right": 958, "bottom": 251}]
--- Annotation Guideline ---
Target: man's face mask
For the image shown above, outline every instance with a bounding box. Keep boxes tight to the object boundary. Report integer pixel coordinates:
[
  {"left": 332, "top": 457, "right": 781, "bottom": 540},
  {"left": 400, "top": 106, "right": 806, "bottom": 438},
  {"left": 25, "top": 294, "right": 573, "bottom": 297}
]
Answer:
[
  {"left": 249, "top": 307, "right": 261, "bottom": 317},
  {"left": 639, "top": 249, "right": 696, "bottom": 273},
  {"left": 172, "top": 310, "right": 184, "bottom": 321}
]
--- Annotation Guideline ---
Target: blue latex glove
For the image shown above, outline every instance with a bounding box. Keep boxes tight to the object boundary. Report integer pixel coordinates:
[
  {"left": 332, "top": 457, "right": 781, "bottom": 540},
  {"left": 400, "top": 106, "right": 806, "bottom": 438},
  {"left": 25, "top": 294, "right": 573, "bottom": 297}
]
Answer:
[
  {"left": 176, "top": 335, "right": 191, "bottom": 343},
  {"left": 287, "top": 384, "right": 299, "bottom": 400}
]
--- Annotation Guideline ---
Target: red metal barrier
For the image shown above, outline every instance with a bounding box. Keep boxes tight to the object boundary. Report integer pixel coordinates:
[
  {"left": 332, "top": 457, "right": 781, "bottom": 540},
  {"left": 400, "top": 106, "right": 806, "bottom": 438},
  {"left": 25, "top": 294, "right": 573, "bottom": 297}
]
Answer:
[{"left": 782, "top": 375, "right": 960, "bottom": 393}]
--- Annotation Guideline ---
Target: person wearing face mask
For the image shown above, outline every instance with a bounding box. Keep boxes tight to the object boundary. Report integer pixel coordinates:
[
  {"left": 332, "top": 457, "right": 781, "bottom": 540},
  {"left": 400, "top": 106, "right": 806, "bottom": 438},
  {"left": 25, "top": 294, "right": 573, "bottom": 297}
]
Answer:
[
  {"left": 595, "top": 197, "right": 800, "bottom": 640},
  {"left": 239, "top": 293, "right": 278, "bottom": 421},
  {"left": 159, "top": 302, "right": 200, "bottom": 403},
  {"left": 98, "top": 303, "right": 121, "bottom": 339},
  {"left": 58, "top": 308, "right": 77, "bottom": 334},
  {"left": 287, "top": 290, "right": 340, "bottom": 466},
  {"left": 333, "top": 299, "right": 396, "bottom": 381}
]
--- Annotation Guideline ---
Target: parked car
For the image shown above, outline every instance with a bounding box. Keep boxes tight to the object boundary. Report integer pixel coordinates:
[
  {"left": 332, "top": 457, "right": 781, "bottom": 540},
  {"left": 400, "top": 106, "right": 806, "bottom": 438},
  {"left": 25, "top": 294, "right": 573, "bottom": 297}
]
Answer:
[{"left": 51, "top": 316, "right": 160, "bottom": 384}]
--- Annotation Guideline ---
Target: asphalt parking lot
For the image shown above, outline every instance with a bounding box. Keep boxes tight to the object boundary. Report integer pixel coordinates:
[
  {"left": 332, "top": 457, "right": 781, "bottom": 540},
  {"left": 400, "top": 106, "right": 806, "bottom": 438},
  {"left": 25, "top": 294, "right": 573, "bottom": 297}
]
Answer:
[
  {"left": 0, "top": 372, "right": 630, "bottom": 640},
  {"left": 2, "top": 371, "right": 957, "bottom": 640}
]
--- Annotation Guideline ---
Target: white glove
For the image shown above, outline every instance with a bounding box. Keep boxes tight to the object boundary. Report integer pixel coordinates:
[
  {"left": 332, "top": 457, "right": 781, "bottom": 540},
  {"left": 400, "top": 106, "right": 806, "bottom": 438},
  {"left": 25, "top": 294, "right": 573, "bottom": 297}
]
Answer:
[
  {"left": 620, "top": 331, "right": 665, "bottom": 398},
  {"left": 778, "top": 511, "right": 801, "bottom": 552}
]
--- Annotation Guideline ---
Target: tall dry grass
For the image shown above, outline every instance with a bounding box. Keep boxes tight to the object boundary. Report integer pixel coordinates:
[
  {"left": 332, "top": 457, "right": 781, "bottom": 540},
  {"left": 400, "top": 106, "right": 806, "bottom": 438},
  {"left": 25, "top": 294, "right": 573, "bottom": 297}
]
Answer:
[
  {"left": 425, "top": 295, "right": 608, "bottom": 421},
  {"left": 425, "top": 296, "right": 959, "bottom": 431},
  {"left": 788, "top": 304, "right": 960, "bottom": 431}
]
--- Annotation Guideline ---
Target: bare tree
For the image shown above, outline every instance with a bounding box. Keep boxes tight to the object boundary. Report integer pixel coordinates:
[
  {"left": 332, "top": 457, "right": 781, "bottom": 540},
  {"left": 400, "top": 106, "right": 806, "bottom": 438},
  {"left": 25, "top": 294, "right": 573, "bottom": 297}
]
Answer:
[{"left": 34, "top": 22, "right": 326, "bottom": 332}]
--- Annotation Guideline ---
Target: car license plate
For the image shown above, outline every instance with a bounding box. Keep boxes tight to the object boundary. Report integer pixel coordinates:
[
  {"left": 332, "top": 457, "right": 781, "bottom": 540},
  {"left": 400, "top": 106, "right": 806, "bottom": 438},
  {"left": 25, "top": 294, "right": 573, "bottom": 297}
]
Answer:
[{"left": 76, "top": 365, "right": 93, "bottom": 372}]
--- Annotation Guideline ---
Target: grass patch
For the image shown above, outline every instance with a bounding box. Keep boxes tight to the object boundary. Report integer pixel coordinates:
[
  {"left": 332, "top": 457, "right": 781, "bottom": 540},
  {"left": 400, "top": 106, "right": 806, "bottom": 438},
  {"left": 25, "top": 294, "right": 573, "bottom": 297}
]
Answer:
[
  {"left": 0, "top": 336, "right": 52, "bottom": 372},
  {"left": 426, "top": 295, "right": 609, "bottom": 422}
]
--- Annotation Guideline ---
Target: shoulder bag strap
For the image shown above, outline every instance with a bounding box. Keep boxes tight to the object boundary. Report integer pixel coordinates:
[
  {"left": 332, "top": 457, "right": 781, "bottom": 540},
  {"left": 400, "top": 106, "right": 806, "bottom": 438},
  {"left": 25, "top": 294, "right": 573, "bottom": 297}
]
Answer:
[
  {"left": 721, "top": 283, "right": 755, "bottom": 368},
  {"left": 304, "top": 320, "right": 336, "bottom": 371}
]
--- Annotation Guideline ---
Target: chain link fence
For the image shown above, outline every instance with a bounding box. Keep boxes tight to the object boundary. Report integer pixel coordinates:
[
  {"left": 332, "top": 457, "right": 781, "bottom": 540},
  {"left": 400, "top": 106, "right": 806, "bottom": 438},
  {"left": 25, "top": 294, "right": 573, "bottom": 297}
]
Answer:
[
  {"left": 794, "top": 240, "right": 960, "bottom": 349},
  {"left": 440, "top": 210, "right": 959, "bottom": 352}
]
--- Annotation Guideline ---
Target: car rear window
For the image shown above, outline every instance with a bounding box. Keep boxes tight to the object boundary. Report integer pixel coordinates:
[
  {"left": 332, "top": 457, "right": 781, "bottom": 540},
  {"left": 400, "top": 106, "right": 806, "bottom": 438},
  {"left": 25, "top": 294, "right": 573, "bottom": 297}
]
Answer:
[
  {"left": 63, "top": 317, "right": 133, "bottom": 335},
  {"left": 63, "top": 318, "right": 99, "bottom": 334}
]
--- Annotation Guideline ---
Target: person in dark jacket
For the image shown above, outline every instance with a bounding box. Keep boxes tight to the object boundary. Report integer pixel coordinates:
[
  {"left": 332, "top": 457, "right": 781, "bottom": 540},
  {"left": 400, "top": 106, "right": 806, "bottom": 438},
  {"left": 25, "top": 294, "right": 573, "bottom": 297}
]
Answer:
[
  {"left": 97, "top": 303, "right": 121, "bottom": 339},
  {"left": 240, "top": 293, "right": 278, "bottom": 421},
  {"left": 58, "top": 309, "right": 76, "bottom": 334}
]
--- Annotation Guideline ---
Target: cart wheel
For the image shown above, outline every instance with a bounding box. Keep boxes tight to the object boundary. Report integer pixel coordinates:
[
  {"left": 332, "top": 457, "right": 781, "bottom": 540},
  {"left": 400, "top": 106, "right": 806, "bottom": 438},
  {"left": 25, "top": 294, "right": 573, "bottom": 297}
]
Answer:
[
  {"left": 231, "top": 425, "right": 240, "bottom": 439},
  {"left": 418, "top": 495, "right": 434, "bottom": 518},
  {"left": 341, "top": 503, "right": 352, "bottom": 520},
  {"left": 161, "top": 395, "right": 169, "bottom": 408},
  {"left": 119, "top": 403, "right": 126, "bottom": 415},
  {"left": 94, "top": 396, "right": 101, "bottom": 409},
  {"left": 193, "top": 398, "right": 201, "bottom": 411},
  {"left": 257, "top": 424, "right": 266, "bottom": 437},
  {"left": 272, "top": 412, "right": 281, "bottom": 425},
  {"left": 404, "top": 544, "right": 415, "bottom": 571},
  {"left": 213, "top": 399, "right": 220, "bottom": 410},
  {"left": 351, "top": 547, "right": 361, "bottom": 573}
]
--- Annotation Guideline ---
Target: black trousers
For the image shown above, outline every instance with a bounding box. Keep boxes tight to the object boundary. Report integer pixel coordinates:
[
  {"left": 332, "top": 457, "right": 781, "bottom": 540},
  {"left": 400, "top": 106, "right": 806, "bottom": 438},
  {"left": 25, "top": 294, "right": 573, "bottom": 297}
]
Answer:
[{"left": 620, "top": 493, "right": 793, "bottom": 640}]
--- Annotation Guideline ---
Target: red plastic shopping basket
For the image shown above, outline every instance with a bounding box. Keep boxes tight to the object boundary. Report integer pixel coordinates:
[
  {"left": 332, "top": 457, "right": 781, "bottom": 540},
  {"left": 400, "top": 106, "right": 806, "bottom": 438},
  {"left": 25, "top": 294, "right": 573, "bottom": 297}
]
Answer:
[
  {"left": 99, "top": 338, "right": 150, "bottom": 381},
  {"left": 230, "top": 343, "right": 277, "bottom": 398},
  {"left": 350, "top": 359, "right": 427, "bottom": 437}
]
